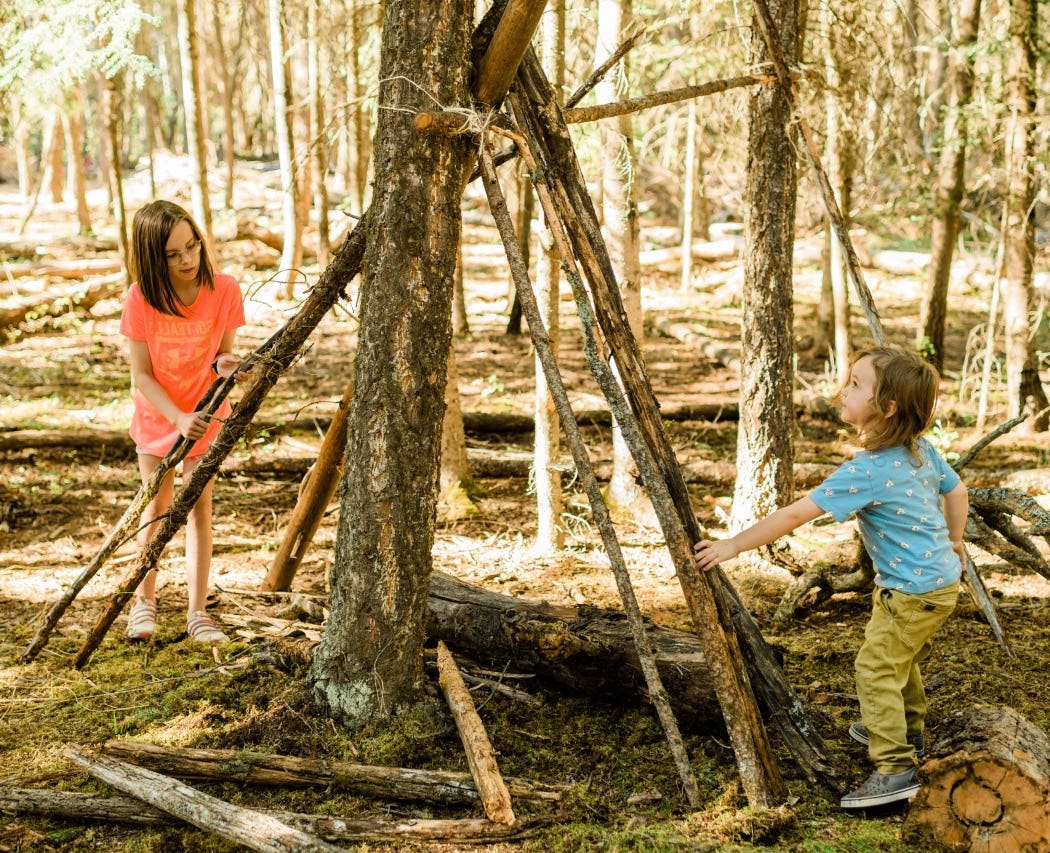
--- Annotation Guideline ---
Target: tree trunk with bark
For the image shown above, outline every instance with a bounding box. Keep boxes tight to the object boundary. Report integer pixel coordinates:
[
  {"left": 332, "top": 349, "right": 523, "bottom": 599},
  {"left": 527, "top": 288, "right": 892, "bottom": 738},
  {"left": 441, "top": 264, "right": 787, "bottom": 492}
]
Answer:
[
  {"left": 308, "top": 0, "right": 331, "bottom": 267},
  {"left": 532, "top": 0, "right": 565, "bottom": 553},
  {"left": 1001, "top": 0, "right": 1049, "bottom": 432},
  {"left": 308, "top": 0, "right": 474, "bottom": 728},
  {"left": 61, "top": 91, "right": 92, "bottom": 236},
  {"left": 598, "top": 0, "right": 647, "bottom": 522},
  {"left": 177, "top": 0, "right": 214, "bottom": 244},
  {"left": 269, "top": 0, "right": 304, "bottom": 297},
  {"left": 918, "top": 0, "right": 981, "bottom": 372},
  {"left": 101, "top": 73, "right": 129, "bottom": 275},
  {"left": 729, "top": 0, "right": 799, "bottom": 536}
]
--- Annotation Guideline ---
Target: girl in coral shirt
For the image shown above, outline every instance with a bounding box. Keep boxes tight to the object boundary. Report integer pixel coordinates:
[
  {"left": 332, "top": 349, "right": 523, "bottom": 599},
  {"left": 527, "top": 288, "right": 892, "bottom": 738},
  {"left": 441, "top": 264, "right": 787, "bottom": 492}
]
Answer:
[{"left": 119, "top": 200, "right": 247, "bottom": 645}]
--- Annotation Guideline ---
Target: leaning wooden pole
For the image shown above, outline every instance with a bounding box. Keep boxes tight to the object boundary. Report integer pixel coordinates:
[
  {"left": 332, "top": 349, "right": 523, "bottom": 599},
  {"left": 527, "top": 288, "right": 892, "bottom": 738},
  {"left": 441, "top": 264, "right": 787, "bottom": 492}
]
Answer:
[
  {"left": 478, "top": 142, "right": 701, "bottom": 806},
  {"left": 261, "top": 380, "right": 354, "bottom": 592},
  {"left": 494, "top": 116, "right": 782, "bottom": 807},
  {"left": 510, "top": 49, "right": 839, "bottom": 789},
  {"left": 436, "top": 642, "right": 516, "bottom": 825},
  {"left": 750, "top": 0, "right": 885, "bottom": 344},
  {"left": 71, "top": 215, "right": 371, "bottom": 668},
  {"left": 21, "top": 377, "right": 229, "bottom": 662}
]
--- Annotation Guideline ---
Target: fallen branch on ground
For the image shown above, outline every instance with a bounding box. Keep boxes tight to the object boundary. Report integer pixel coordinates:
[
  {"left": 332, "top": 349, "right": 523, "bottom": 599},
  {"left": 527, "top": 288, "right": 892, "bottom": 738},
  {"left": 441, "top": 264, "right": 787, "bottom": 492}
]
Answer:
[{"left": 101, "top": 738, "right": 564, "bottom": 808}]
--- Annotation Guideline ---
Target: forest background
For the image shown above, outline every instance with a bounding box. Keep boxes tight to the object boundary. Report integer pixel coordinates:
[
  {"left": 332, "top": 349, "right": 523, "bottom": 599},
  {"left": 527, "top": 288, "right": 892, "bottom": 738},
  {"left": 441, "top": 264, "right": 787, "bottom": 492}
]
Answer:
[{"left": 1, "top": 0, "right": 1049, "bottom": 850}]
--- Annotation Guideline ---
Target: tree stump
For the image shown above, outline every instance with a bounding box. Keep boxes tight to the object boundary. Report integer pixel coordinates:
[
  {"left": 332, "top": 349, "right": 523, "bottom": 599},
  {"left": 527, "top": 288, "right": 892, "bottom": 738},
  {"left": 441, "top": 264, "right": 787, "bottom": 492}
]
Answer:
[{"left": 903, "top": 705, "right": 1050, "bottom": 852}]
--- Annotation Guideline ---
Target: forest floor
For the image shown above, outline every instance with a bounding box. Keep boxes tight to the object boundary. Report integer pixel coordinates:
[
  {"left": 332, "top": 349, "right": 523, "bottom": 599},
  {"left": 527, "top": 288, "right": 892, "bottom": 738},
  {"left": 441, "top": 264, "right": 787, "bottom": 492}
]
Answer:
[{"left": 2, "top": 159, "right": 1050, "bottom": 852}]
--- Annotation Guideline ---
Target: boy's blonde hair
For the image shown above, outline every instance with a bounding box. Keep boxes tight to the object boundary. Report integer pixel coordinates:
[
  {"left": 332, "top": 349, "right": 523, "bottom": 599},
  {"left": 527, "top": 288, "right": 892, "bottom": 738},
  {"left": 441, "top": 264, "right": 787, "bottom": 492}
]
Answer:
[{"left": 834, "top": 346, "right": 940, "bottom": 455}]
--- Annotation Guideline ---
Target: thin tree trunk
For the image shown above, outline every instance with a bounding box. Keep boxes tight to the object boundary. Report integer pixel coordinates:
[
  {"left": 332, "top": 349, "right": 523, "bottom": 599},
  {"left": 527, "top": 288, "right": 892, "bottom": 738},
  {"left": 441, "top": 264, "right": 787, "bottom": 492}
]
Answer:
[
  {"left": 269, "top": 0, "right": 304, "bottom": 297},
  {"left": 532, "top": 0, "right": 565, "bottom": 554},
  {"left": 452, "top": 241, "right": 469, "bottom": 334},
  {"left": 439, "top": 348, "right": 477, "bottom": 516},
  {"left": 62, "top": 94, "right": 92, "bottom": 236},
  {"left": 102, "top": 74, "right": 129, "bottom": 277},
  {"left": 679, "top": 98, "right": 698, "bottom": 291},
  {"left": 308, "top": 0, "right": 331, "bottom": 266},
  {"left": 1001, "top": 0, "right": 1049, "bottom": 431},
  {"left": 822, "top": 0, "right": 853, "bottom": 384},
  {"left": 919, "top": 0, "right": 981, "bottom": 372},
  {"left": 211, "top": 0, "right": 242, "bottom": 210},
  {"left": 46, "top": 107, "right": 65, "bottom": 204},
  {"left": 599, "top": 0, "right": 646, "bottom": 521},
  {"left": 177, "top": 0, "right": 214, "bottom": 244}
]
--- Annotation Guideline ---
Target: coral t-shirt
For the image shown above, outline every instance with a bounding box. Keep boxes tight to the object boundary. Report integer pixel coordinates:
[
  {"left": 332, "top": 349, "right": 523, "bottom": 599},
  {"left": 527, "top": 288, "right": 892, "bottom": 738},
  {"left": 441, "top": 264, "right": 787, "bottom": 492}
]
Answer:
[{"left": 119, "top": 274, "right": 245, "bottom": 457}]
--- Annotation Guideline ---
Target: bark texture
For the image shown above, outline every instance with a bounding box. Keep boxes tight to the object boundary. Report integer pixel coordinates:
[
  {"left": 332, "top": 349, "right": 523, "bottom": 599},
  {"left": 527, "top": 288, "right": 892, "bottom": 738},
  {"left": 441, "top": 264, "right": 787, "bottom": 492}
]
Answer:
[
  {"left": 730, "top": 0, "right": 799, "bottom": 534},
  {"left": 918, "top": 0, "right": 981, "bottom": 371},
  {"left": 1001, "top": 0, "right": 1049, "bottom": 430},
  {"left": 309, "top": 0, "right": 474, "bottom": 727}
]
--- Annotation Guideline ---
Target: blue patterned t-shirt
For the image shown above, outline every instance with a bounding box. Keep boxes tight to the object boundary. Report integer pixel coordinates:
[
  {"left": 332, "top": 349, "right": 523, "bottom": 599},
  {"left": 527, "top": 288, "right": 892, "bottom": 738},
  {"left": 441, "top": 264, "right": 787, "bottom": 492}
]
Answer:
[{"left": 809, "top": 438, "right": 962, "bottom": 593}]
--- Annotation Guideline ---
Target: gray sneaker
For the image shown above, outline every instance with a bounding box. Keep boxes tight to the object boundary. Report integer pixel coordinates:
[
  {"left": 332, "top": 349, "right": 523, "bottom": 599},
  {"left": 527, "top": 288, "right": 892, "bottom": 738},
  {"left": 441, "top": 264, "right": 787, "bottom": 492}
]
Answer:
[
  {"left": 848, "top": 722, "right": 925, "bottom": 757},
  {"left": 840, "top": 768, "right": 919, "bottom": 809}
]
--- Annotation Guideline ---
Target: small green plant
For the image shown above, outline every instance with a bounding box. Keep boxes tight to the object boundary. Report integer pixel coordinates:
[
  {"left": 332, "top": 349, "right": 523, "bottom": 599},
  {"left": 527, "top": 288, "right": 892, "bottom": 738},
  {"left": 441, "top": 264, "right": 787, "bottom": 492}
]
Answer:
[
  {"left": 480, "top": 373, "right": 505, "bottom": 398},
  {"left": 926, "top": 419, "right": 960, "bottom": 462}
]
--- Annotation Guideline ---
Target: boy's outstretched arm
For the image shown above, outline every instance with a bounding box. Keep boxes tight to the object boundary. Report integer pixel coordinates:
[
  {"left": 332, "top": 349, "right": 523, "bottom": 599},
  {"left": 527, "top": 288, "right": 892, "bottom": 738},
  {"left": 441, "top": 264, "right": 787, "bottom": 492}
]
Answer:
[{"left": 693, "top": 496, "right": 824, "bottom": 571}]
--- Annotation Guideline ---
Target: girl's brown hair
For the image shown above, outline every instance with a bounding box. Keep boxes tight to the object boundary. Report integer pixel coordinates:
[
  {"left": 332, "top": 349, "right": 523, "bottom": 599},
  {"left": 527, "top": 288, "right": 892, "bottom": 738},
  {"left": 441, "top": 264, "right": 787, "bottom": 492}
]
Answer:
[
  {"left": 834, "top": 346, "right": 940, "bottom": 456},
  {"left": 129, "top": 200, "right": 214, "bottom": 316}
]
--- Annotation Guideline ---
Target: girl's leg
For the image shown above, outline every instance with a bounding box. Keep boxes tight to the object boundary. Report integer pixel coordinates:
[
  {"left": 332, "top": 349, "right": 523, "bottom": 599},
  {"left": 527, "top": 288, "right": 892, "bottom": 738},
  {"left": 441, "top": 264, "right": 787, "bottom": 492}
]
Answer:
[
  {"left": 182, "top": 454, "right": 214, "bottom": 616},
  {"left": 135, "top": 453, "right": 176, "bottom": 602}
]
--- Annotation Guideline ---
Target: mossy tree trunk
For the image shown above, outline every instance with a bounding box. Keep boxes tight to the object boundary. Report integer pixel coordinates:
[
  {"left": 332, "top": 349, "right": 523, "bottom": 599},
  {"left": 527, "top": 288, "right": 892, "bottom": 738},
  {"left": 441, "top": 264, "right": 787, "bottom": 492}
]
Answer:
[{"left": 308, "top": 0, "right": 474, "bottom": 728}]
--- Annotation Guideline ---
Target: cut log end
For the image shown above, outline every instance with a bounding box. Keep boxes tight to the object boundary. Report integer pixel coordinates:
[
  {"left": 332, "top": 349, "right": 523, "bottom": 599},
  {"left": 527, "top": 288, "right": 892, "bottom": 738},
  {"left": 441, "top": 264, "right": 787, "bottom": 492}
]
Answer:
[{"left": 903, "top": 706, "right": 1050, "bottom": 852}]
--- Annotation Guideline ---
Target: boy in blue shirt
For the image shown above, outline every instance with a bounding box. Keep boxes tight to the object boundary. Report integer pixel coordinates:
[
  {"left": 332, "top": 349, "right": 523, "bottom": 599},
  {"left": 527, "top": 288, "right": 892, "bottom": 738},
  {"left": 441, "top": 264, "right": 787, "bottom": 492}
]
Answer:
[{"left": 695, "top": 347, "right": 968, "bottom": 808}]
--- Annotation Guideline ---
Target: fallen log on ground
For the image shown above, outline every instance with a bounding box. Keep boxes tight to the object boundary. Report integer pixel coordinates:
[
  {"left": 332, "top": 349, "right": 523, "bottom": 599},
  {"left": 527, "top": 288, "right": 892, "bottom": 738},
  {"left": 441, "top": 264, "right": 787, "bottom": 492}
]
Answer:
[
  {"left": 0, "top": 787, "right": 538, "bottom": 843},
  {"left": 0, "top": 257, "right": 123, "bottom": 280},
  {"left": 0, "top": 274, "right": 124, "bottom": 333},
  {"left": 66, "top": 746, "right": 344, "bottom": 853},
  {"left": 101, "top": 739, "right": 565, "bottom": 808},
  {"left": 903, "top": 705, "right": 1050, "bottom": 851}
]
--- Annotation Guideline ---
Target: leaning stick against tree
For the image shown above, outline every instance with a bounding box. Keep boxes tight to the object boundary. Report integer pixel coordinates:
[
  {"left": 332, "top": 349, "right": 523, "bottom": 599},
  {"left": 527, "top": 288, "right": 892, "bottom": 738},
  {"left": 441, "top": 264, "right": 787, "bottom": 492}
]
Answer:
[
  {"left": 22, "top": 373, "right": 234, "bottom": 663},
  {"left": 478, "top": 140, "right": 702, "bottom": 807}
]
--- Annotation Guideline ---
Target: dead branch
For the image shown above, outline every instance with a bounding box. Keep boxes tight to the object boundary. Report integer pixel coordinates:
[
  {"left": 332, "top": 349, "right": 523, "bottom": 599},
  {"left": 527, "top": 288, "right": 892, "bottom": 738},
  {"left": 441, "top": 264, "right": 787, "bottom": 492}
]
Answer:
[
  {"left": 563, "top": 74, "right": 776, "bottom": 124},
  {"left": 0, "top": 274, "right": 123, "bottom": 334},
  {"left": 101, "top": 739, "right": 564, "bottom": 808},
  {"left": 0, "top": 257, "right": 122, "bottom": 280},
  {"left": 261, "top": 381, "right": 353, "bottom": 592},
  {"left": 22, "top": 373, "right": 238, "bottom": 662},
  {"left": 511, "top": 48, "right": 822, "bottom": 799},
  {"left": 436, "top": 642, "right": 516, "bottom": 825},
  {"left": 0, "top": 787, "right": 538, "bottom": 843},
  {"left": 65, "top": 746, "right": 345, "bottom": 853}
]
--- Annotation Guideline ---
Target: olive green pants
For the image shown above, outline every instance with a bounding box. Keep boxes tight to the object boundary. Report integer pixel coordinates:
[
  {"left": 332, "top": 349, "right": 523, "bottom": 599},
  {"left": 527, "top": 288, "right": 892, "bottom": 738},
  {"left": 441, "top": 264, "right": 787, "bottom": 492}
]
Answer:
[{"left": 855, "top": 583, "right": 959, "bottom": 774}]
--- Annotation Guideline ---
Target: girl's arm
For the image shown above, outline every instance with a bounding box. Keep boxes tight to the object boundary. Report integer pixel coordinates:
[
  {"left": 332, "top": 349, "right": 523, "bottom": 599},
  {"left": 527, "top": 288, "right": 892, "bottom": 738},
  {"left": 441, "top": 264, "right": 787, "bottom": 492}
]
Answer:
[
  {"left": 693, "top": 496, "right": 825, "bottom": 571},
  {"left": 128, "top": 339, "right": 208, "bottom": 440},
  {"left": 942, "top": 480, "right": 969, "bottom": 566}
]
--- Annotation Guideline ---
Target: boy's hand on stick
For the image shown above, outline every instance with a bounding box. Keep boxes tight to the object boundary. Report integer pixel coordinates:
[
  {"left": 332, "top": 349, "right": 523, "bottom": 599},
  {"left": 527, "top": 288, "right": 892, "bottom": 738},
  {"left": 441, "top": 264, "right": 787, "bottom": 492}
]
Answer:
[{"left": 693, "top": 537, "right": 738, "bottom": 571}]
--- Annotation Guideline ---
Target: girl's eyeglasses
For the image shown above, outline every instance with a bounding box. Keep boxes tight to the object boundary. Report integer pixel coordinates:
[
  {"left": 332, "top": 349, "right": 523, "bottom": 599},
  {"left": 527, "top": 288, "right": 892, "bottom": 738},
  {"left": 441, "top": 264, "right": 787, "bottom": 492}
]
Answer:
[{"left": 165, "top": 239, "right": 202, "bottom": 264}]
